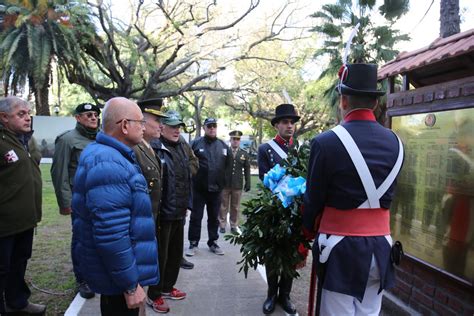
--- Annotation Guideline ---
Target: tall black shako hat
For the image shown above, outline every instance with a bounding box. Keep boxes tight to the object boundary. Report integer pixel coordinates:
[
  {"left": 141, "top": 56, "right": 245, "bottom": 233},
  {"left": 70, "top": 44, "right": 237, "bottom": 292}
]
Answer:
[
  {"left": 336, "top": 63, "right": 385, "bottom": 97},
  {"left": 271, "top": 103, "right": 300, "bottom": 126},
  {"left": 137, "top": 98, "right": 167, "bottom": 118},
  {"left": 75, "top": 103, "right": 101, "bottom": 115}
]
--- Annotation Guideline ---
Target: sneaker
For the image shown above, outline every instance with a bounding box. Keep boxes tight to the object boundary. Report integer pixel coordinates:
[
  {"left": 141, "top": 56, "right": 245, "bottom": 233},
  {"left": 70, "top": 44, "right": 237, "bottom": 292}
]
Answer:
[
  {"left": 209, "top": 243, "right": 225, "bottom": 255},
  {"left": 180, "top": 257, "right": 194, "bottom": 269},
  {"left": 219, "top": 227, "right": 226, "bottom": 234},
  {"left": 146, "top": 296, "right": 170, "bottom": 313},
  {"left": 5, "top": 302, "right": 46, "bottom": 314},
  {"left": 78, "top": 282, "right": 95, "bottom": 299},
  {"left": 162, "top": 288, "right": 186, "bottom": 300},
  {"left": 185, "top": 244, "right": 197, "bottom": 257}
]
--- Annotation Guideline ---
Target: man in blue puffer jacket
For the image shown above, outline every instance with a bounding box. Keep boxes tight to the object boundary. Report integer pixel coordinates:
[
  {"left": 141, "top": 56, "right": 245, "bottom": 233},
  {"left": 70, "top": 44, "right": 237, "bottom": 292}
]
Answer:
[{"left": 72, "top": 97, "right": 159, "bottom": 316}]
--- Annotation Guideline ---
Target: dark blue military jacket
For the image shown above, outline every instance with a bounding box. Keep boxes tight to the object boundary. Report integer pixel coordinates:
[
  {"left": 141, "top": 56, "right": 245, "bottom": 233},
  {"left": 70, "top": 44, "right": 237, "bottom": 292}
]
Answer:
[
  {"left": 302, "top": 109, "right": 403, "bottom": 302},
  {"left": 257, "top": 136, "right": 292, "bottom": 180}
]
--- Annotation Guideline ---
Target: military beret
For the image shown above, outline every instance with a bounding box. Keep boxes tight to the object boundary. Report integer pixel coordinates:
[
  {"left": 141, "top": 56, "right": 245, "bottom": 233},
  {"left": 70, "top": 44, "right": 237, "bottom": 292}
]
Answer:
[{"left": 75, "top": 103, "right": 101, "bottom": 114}]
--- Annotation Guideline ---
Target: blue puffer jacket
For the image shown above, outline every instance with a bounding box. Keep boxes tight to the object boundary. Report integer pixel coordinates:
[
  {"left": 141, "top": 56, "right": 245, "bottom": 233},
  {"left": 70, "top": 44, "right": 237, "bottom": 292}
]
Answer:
[{"left": 72, "top": 132, "right": 159, "bottom": 295}]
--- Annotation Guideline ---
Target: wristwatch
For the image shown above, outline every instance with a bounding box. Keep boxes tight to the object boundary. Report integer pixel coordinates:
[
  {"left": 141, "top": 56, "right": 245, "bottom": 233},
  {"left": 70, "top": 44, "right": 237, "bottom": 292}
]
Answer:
[{"left": 125, "top": 285, "right": 137, "bottom": 295}]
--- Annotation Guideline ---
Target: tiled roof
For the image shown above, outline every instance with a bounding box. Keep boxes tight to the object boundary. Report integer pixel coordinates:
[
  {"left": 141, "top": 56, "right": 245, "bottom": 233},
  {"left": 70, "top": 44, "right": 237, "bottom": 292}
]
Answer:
[{"left": 378, "top": 28, "right": 474, "bottom": 80}]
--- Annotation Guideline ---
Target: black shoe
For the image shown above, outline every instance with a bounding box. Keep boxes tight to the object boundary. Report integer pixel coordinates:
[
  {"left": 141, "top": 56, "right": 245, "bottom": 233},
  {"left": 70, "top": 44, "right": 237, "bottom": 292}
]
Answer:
[
  {"left": 78, "top": 282, "right": 95, "bottom": 299},
  {"left": 263, "top": 295, "right": 277, "bottom": 314},
  {"left": 278, "top": 294, "right": 296, "bottom": 314},
  {"left": 219, "top": 227, "right": 226, "bottom": 234},
  {"left": 180, "top": 257, "right": 194, "bottom": 269}
]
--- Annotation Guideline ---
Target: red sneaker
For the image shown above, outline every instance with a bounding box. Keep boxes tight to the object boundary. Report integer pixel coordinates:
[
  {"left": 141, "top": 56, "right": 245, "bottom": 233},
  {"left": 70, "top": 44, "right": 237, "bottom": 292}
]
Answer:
[
  {"left": 162, "top": 288, "right": 186, "bottom": 300},
  {"left": 146, "top": 296, "right": 170, "bottom": 313}
]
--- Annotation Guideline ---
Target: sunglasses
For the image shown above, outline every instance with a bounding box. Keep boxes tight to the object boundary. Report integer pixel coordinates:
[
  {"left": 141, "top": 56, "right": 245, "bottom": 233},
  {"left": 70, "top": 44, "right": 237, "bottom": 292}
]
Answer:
[
  {"left": 81, "top": 112, "right": 99, "bottom": 118},
  {"left": 206, "top": 123, "right": 217, "bottom": 128}
]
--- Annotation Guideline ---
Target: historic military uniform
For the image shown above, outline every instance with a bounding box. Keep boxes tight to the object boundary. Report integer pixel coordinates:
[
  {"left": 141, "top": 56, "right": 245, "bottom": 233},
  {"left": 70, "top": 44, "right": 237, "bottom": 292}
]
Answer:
[
  {"left": 219, "top": 130, "right": 251, "bottom": 233},
  {"left": 302, "top": 63, "right": 404, "bottom": 315},
  {"left": 257, "top": 103, "right": 300, "bottom": 315}
]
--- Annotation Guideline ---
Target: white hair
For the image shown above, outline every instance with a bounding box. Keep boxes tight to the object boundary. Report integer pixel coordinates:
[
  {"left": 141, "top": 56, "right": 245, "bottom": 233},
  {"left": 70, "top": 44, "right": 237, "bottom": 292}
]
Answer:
[{"left": 0, "top": 96, "right": 31, "bottom": 114}]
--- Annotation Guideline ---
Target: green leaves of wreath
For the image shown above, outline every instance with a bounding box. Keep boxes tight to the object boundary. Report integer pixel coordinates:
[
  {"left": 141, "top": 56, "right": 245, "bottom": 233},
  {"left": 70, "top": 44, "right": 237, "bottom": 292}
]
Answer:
[{"left": 226, "top": 142, "right": 312, "bottom": 279}]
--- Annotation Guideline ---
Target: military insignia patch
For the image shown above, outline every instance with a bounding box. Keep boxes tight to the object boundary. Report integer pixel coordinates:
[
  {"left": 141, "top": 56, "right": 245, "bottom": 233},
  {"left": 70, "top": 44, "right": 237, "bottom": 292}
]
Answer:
[{"left": 4, "top": 149, "right": 19, "bottom": 163}]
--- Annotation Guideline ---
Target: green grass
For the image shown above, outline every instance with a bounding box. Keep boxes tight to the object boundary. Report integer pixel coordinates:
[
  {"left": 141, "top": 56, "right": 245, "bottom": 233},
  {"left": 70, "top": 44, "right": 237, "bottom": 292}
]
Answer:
[{"left": 26, "top": 165, "right": 76, "bottom": 316}]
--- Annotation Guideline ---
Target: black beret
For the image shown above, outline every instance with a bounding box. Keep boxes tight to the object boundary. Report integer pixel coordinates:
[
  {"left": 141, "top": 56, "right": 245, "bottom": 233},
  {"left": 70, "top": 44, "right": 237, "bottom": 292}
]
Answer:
[{"left": 75, "top": 103, "right": 101, "bottom": 114}]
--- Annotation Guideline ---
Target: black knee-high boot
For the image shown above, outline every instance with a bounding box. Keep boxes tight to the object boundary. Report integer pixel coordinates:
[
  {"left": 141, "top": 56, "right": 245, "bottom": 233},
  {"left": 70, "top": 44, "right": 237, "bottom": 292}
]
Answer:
[
  {"left": 279, "top": 275, "right": 296, "bottom": 314},
  {"left": 263, "top": 266, "right": 279, "bottom": 314}
]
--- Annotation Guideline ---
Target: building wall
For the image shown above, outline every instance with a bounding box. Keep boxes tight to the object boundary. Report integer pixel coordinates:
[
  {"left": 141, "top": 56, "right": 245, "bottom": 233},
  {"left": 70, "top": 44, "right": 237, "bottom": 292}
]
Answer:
[
  {"left": 387, "top": 75, "right": 474, "bottom": 315},
  {"left": 390, "top": 257, "right": 474, "bottom": 315}
]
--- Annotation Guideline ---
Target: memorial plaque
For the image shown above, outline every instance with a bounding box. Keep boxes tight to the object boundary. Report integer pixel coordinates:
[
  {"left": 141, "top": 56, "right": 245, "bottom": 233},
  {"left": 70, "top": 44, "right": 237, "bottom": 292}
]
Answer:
[{"left": 391, "top": 108, "right": 474, "bottom": 283}]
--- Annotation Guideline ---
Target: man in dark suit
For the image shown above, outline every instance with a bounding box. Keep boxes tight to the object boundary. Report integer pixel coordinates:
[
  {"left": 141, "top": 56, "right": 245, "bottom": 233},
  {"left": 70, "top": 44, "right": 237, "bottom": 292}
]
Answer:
[
  {"left": 219, "top": 130, "right": 251, "bottom": 234},
  {"left": 257, "top": 103, "right": 300, "bottom": 315},
  {"left": 303, "top": 63, "right": 404, "bottom": 315}
]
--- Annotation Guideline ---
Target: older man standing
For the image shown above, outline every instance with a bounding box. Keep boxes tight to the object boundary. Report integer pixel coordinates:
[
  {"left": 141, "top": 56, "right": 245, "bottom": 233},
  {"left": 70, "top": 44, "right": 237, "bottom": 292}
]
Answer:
[
  {"left": 0, "top": 96, "right": 46, "bottom": 315},
  {"left": 50, "top": 102, "right": 100, "bottom": 299},
  {"left": 187, "top": 118, "right": 231, "bottom": 256},
  {"left": 72, "top": 97, "right": 159, "bottom": 316},
  {"left": 146, "top": 111, "right": 195, "bottom": 314}
]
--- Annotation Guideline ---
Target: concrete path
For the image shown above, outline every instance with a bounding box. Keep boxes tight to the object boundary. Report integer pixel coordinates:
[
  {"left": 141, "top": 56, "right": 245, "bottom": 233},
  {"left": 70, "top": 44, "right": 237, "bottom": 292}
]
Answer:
[{"left": 67, "top": 213, "right": 291, "bottom": 316}]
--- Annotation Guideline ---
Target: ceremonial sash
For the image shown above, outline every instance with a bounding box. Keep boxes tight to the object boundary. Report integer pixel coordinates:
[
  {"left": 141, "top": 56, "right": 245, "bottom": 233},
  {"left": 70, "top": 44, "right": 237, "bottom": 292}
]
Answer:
[
  {"left": 267, "top": 139, "right": 288, "bottom": 160},
  {"left": 317, "top": 125, "right": 403, "bottom": 259}
]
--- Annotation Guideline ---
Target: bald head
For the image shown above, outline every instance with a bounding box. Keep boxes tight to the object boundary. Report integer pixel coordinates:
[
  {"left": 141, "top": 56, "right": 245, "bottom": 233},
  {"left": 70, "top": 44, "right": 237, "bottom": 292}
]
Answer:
[{"left": 102, "top": 97, "right": 145, "bottom": 147}]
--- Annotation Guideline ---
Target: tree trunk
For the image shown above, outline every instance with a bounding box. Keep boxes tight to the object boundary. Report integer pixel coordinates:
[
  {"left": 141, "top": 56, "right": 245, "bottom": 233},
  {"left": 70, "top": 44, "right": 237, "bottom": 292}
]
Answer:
[
  {"left": 31, "top": 77, "right": 51, "bottom": 116},
  {"left": 440, "top": 0, "right": 460, "bottom": 38}
]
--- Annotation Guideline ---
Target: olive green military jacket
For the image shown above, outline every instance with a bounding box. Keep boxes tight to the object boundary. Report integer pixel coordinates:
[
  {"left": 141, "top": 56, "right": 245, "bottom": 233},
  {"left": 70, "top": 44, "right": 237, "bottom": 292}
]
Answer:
[
  {"left": 0, "top": 126, "right": 42, "bottom": 238},
  {"left": 50, "top": 123, "right": 96, "bottom": 210},
  {"left": 133, "top": 141, "right": 162, "bottom": 220},
  {"left": 224, "top": 147, "right": 251, "bottom": 191}
]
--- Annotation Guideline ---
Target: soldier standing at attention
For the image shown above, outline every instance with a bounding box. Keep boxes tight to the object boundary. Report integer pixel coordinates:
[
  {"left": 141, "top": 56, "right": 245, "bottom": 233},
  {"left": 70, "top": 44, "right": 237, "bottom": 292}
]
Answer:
[
  {"left": 51, "top": 102, "right": 100, "bottom": 299},
  {"left": 219, "top": 130, "right": 251, "bottom": 234},
  {"left": 257, "top": 103, "right": 300, "bottom": 314},
  {"left": 303, "top": 63, "right": 404, "bottom": 315}
]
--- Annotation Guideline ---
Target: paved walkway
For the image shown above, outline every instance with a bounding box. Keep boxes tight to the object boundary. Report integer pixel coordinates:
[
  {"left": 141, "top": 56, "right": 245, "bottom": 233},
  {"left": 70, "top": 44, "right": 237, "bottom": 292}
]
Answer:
[{"left": 67, "top": 213, "right": 291, "bottom": 316}]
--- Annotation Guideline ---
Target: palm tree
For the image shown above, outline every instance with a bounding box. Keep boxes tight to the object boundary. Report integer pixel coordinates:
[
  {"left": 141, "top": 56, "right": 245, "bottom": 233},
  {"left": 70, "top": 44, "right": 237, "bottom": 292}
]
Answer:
[
  {"left": 310, "top": 0, "right": 410, "bottom": 110},
  {"left": 0, "top": 0, "right": 92, "bottom": 115},
  {"left": 440, "top": 0, "right": 460, "bottom": 38}
]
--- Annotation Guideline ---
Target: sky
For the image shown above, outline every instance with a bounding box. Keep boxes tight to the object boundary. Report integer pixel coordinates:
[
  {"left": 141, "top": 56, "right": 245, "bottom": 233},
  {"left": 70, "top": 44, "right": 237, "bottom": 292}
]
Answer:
[{"left": 393, "top": 0, "right": 474, "bottom": 52}]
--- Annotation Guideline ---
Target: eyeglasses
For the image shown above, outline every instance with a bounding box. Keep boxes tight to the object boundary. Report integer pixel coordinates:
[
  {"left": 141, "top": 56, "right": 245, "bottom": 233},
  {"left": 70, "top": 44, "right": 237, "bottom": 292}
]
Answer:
[
  {"left": 206, "top": 124, "right": 217, "bottom": 128},
  {"left": 81, "top": 112, "right": 99, "bottom": 118},
  {"left": 115, "top": 118, "right": 147, "bottom": 127}
]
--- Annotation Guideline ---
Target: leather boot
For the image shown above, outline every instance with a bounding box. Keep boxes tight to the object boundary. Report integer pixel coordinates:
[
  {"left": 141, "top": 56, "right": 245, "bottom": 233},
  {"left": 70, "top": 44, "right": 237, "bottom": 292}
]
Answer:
[
  {"left": 263, "top": 267, "right": 279, "bottom": 314},
  {"left": 278, "top": 275, "right": 296, "bottom": 314}
]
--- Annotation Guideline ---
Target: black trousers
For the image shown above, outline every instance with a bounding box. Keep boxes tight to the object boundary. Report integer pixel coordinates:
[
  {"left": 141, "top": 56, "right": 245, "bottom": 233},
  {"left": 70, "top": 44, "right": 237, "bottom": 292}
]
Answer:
[
  {"left": 100, "top": 294, "right": 138, "bottom": 316},
  {"left": 0, "top": 228, "right": 34, "bottom": 314},
  {"left": 148, "top": 220, "right": 183, "bottom": 300},
  {"left": 188, "top": 190, "right": 222, "bottom": 247},
  {"left": 70, "top": 215, "right": 83, "bottom": 284}
]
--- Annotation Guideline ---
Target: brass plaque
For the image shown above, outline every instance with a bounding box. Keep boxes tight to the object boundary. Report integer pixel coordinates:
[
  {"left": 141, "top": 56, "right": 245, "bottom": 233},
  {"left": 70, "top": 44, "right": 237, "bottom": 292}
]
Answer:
[{"left": 391, "top": 108, "right": 474, "bottom": 283}]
